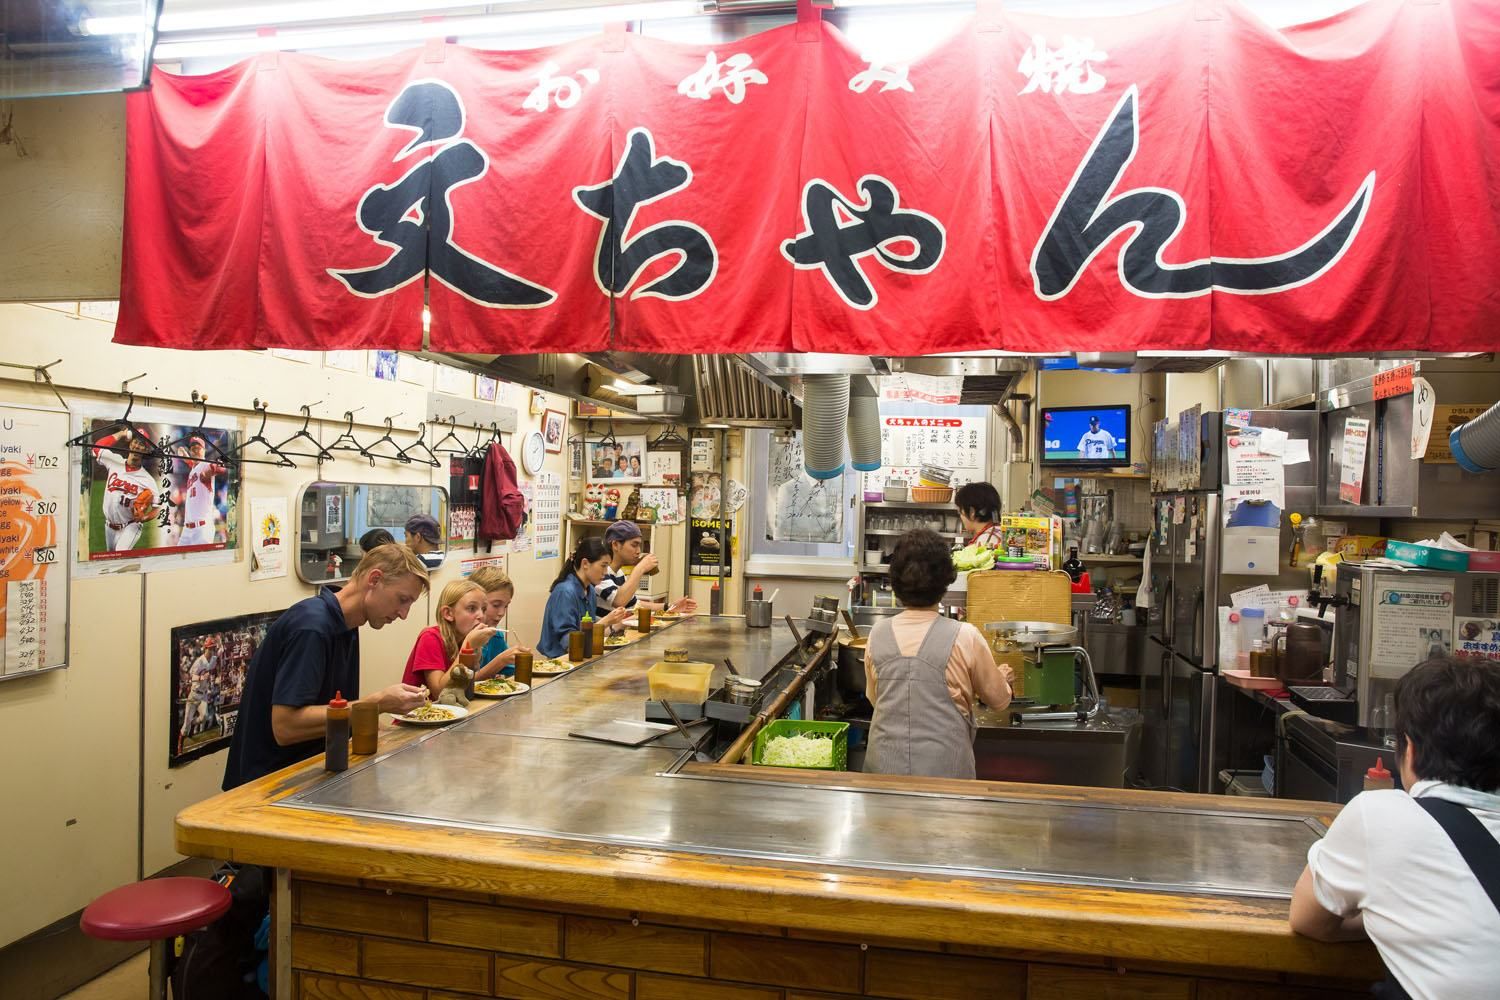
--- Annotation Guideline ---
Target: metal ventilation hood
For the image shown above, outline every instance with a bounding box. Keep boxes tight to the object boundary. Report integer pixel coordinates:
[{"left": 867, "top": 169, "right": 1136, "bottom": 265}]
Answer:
[{"left": 417, "top": 349, "right": 1030, "bottom": 428}]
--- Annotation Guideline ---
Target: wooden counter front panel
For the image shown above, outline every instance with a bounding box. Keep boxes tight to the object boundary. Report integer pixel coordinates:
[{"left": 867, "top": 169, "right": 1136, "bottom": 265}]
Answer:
[{"left": 289, "top": 875, "right": 1375, "bottom": 1000}]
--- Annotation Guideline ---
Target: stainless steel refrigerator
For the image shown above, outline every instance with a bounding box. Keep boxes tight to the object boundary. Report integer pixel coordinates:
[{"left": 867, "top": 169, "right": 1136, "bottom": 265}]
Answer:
[{"left": 1142, "top": 409, "right": 1319, "bottom": 793}]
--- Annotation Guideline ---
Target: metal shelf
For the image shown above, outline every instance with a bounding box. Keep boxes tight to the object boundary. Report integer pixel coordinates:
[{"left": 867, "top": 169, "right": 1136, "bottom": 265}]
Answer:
[
  {"left": 862, "top": 500, "right": 955, "bottom": 509},
  {"left": 864, "top": 529, "right": 965, "bottom": 540}
]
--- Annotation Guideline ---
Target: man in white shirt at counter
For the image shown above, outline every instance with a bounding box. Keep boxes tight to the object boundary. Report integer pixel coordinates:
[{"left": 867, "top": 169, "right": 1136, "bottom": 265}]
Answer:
[{"left": 1289, "top": 655, "right": 1500, "bottom": 1000}]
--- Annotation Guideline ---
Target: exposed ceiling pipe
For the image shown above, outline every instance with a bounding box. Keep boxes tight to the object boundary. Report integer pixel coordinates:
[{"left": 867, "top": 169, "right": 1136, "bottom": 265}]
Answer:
[
  {"left": 846, "top": 375, "right": 882, "bottom": 473},
  {"left": 1451, "top": 399, "right": 1500, "bottom": 473},
  {"left": 801, "top": 373, "right": 849, "bottom": 480}
]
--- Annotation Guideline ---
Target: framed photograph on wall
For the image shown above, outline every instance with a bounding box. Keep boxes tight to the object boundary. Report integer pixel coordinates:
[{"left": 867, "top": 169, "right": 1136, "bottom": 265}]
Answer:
[
  {"left": 170, "top": 609, "right": 283, "bottom": 767},
  {"left": 542, "top": 409, "right": 566, "bottom": 453},
  {"left": 587, "top": 435, "right": 647, "bottom": 484}
]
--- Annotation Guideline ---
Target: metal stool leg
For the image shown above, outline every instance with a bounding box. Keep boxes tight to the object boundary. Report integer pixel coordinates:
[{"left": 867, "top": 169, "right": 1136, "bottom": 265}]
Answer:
[{"left": 148, "top": 938, "right": 168, "bottom": 1000}]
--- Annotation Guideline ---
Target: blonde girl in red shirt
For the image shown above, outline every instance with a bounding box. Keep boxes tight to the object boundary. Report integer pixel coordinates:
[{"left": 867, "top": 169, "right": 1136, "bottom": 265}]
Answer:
[{"left": 401, "top": 579, "right": 498, "bottom": 698}]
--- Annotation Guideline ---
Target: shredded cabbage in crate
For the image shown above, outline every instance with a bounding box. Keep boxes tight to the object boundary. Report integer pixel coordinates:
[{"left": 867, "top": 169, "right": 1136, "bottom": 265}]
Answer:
[{"left": 761, "top": 733, "right": 834, "bottom": 768}]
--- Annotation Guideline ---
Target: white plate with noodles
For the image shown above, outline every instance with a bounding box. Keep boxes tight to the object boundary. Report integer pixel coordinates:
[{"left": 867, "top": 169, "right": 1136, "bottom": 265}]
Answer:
[
  {"left": 531, "top": 658, "right": 575, "bottom": 676},
  {"left": 396, "top": 704, "right": 469, "bottom": 727},
  {"left": 471, "top": 679, "right": 530, "bottom": 699}
]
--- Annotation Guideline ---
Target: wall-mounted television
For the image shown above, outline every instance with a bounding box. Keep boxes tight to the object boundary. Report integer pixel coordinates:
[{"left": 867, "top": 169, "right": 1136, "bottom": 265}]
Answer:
[{"left": 1040, "top": 405, "right": 1131, "bottom": 466}]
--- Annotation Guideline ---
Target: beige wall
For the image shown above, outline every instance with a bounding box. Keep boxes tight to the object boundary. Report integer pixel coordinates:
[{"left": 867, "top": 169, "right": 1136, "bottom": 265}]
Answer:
[
  {"left": 0, "top": 95, "right": 124, "bottom": 301},
  {"left": 0, "top": 303, "right": 613, "bottom": 946}
]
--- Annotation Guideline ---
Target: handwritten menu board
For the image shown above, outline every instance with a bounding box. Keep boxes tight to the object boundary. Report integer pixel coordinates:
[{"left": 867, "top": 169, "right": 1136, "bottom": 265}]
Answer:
[
  {"left": 1, "top": 407, "right": 70, "bottom": 675},
  {"left": 865, "top": 415, "right": 987, "bottom": 493}
]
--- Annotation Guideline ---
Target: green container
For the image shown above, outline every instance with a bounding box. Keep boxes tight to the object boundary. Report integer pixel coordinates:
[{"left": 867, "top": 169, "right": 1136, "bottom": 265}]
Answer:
[
  {"left": 1384, "top": 540, "right": 1470, "bottom": 572},
  {"left": 752, "top": 719, "right": 849, "bottom": 771},
  {"left": 1026, "top": 647, "right": 1079, "bottom": 708}
]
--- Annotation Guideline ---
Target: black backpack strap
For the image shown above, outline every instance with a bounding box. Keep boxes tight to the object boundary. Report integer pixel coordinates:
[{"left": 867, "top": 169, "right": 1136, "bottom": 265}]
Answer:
[{"left": 1415, "top": 797, "right": 1500, "bottom": 917}]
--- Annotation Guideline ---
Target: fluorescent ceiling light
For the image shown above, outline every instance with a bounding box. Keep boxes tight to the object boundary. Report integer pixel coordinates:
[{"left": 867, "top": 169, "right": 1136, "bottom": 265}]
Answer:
[
  {"left": 91, "top": 0, "right": 545, "bottom": 35},
  {"left": 152, "top": 2, "right": 700, "bottom": 58},
  {"left": 610, "top": 380, "right": 661, "bottom": 395}
]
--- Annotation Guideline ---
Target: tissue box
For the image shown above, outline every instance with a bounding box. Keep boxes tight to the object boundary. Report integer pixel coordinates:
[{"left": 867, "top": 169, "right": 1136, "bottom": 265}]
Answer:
[{"left": 1385, "top": 540, "right": 1471, "bottom": 572}]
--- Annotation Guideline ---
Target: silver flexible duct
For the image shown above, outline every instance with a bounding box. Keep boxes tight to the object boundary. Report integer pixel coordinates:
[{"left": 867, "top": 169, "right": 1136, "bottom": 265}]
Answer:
[
  {"left": 1451, "top": 399, "right": 1500, "bottom": 474},
  {"left": 846, "top": 375, "right": 882, "bottom": 473},
  {"left": 801, "top": 373, "right": 850, "bottom": 480}
]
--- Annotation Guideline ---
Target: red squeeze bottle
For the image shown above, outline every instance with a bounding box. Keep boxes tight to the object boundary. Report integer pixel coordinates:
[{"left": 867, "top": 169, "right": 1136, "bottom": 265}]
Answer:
[
  {"left": 325, "top": 692, "right": 351, "bottom": 772},
  {"left": 1364, "top": 757, "right": 1394, "bottom": 791}
]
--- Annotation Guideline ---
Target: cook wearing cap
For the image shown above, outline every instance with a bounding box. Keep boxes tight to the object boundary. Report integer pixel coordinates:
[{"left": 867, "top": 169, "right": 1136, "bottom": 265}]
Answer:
[
  {"left": 404, "top": 513, "right": 442, "bottom": 556},
  {"left": 598, "top": 520, "right": 697, "bottom": 620}
]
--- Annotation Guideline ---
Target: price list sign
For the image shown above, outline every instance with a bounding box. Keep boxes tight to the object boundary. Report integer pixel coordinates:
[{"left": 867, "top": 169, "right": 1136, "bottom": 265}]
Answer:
[{"left": 1, "top": 408, "right": 70, "bottom": 675}]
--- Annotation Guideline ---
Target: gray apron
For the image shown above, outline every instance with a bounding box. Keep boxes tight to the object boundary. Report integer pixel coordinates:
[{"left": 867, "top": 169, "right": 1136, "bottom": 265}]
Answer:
[{"left": 865, "top": 615, "right": 976, "bottom": 780}]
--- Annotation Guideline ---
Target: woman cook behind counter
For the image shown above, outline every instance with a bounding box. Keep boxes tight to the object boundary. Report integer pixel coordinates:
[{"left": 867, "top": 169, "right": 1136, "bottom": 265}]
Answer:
[
  {"left": 864, "top": 529, "right": 1014, "bottom": 780},
  {"left": 538, "top": 538, "right": 631, "bottom": 658},
  {"left": 955, "top": 481, "right": 1003, "bottom": 550}
]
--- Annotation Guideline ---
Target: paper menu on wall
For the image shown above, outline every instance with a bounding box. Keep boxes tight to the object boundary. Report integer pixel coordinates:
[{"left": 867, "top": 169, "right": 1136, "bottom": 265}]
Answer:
[
  {"left": 0, "top": 406, "right": 70, "bottom": 675},
  {"left": 1455, "top": 618, "right": 1500, "bottom": 661},
  {"left": 1339, "top": 418, "right": 1371, "bottom": 504},
  {"left": 532, "top": 473, "right": 562, "bottom": 560},
  {"left": 1225, "top": 480, "right": 1285, "bottom": 512},
  {"left": 1410, "top": 377, "right": 1436, "bottom": 460}
]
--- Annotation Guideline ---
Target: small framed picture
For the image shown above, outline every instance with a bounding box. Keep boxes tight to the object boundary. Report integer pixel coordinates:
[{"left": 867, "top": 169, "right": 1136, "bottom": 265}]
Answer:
[
  {"left": 542, "top": 409, "right": 566, "bottom": 454},
  {"left": 587, "top": 435, "right": 647, "bottom": 485}
]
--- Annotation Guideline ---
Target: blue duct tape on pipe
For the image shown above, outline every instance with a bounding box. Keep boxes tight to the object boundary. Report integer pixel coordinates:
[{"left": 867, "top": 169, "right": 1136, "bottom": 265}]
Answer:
[
  {"left": 1450, "top": 427, "right": 1490, "bottom": 474},
  {"left": 806, "top": 463, "right": 846, "bottom": 480},
  {"left": 851, "top": 461, "right": 881, "bottom": 472}
]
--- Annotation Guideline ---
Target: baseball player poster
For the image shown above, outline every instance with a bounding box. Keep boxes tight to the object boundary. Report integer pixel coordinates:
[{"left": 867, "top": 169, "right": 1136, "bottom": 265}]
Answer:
[
  {"left": 78, "top": 416, "right": 242, "bottom": 562},
  {"left": 170, "top": 609, "right": 281, "bottom": 767}
]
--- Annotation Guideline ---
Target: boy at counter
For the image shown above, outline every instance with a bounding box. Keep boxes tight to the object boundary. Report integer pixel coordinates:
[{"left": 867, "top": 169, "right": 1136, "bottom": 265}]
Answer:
[
  {"left": 597, "top": 521, "right": 697, "bottom": 621},
  {"left": 223, "top": 544, "right": 431, "bottom": 790},
  {"left": 467, "top": 566, "right": 532, "bottom": 680},
  {"left": 864, "top": 529, "right": 1013, "bottom": 780},
  {"left": 1290, "top": 655, "right": 1500, "bottom": 999}
]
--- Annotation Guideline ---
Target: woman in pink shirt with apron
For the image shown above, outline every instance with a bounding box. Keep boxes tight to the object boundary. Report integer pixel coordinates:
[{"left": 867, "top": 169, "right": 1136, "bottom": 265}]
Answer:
[
  {"left": 864, "top": 529, "right": 1014, "bottom": 779},
  {"left": 955, "top": 481, "right": 1004, "bottom": 551}
]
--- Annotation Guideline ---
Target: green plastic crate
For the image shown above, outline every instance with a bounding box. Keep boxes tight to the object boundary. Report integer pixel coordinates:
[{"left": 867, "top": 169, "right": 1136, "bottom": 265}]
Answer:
[{"left": 752, "top": 719, "right": 849, "bottom": 771}]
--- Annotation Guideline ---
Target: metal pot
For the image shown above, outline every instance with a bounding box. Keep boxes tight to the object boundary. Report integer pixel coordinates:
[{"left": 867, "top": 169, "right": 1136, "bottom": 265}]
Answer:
[{"left": 836, "top": 628, "right": 870, "bottom": 695}]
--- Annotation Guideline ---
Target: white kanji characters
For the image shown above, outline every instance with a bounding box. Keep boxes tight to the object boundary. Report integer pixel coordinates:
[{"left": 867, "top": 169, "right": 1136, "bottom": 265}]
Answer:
[
  {"left": 676, "top": 51, "right": 767, "bottom": 104},
  {"left": 848, "top": 58, "right": 913, "bottom": 95},
  {"left": 1017, "top": 34, "right": 1108, "bottom": 96},
  {"left": 521, "top": 61, "right": 601, "bottom": 113}
]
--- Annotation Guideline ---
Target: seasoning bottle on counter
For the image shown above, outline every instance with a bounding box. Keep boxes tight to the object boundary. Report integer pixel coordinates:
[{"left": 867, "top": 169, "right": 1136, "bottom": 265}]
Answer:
[
  {"left": 325, "top": 692, "right": 350, "bottom": 772},
  {"left": 580, "top": 615, "right": 595, "bottom": 657},
  {"left": 591, "top": 619, "right": 606, "bottom": 655},
  {"left": 1062, "top": 547, "right": 1086, "bottom": 583},
  {"left": 351, "top": 701, "right": 379, "bottom": 756},
  {"left": 1364, "top": 757, "right": 1394, "bottom": 792},
  {"left": 568, "top": 630, "right": 586, "bottom": 663},
  {"left": 710, "top": 581, "right": 722, "bottom": 616},
  {"left": 459, "top": 644, "right": 477, "bottom": 699},
  {"left": 514, "top": 650, "right": 534, "bottom": 687}
]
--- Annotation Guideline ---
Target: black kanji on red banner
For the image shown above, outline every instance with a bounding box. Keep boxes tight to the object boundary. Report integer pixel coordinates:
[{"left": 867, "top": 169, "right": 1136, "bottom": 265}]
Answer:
[
  {"left": 782, "top": 176, "right": 945, "bottom": 310},
  {"left": 329, "top": 80, "right": 557, "bottom": 308},
  {"left": 573, "top": 127, "right": 718, "bottom": 300}
]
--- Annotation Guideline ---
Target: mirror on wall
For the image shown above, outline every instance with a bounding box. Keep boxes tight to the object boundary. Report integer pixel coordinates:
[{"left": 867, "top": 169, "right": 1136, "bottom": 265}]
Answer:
[{"left": 296, "top": 482, "right": 449, "bottom": 585}]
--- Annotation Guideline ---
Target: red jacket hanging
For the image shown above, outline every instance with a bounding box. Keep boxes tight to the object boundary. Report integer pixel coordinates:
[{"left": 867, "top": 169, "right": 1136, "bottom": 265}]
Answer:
[{"left": 479, "top": 441, "right": 526, "bottom": 542}]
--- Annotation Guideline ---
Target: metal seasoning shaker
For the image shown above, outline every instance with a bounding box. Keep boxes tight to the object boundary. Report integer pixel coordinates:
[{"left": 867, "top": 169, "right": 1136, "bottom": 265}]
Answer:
[
  {"left": 351, "top": 701, "right": 379, "bottom": 756},
  {"left": 325, "top": 692, "right": 350, "bottom": 772}
]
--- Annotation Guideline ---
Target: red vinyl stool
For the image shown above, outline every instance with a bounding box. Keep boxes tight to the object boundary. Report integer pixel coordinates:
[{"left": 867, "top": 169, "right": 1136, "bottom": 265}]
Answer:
[{"left": 80, "top": 877, "right": 233, "bottom": 999}]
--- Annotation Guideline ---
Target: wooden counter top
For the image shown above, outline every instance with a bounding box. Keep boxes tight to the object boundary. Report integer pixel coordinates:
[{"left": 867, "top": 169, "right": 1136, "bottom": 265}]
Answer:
[{"left": 178, "top": 693, "right": 1375, "bottom": 982}]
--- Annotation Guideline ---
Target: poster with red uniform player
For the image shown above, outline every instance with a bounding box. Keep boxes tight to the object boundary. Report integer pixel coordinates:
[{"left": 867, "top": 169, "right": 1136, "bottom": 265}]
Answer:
[
  {"left": 79, "top": 416, "right": 242, "bottom": 562},
  {"left": 170, "top": 610, "right": 280, "bottom": 767}
]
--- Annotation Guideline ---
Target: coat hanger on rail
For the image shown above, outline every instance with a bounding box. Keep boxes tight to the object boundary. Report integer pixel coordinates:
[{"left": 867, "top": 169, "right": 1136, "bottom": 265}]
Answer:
[
  {"left": 650, "top": 424, "right": 688, "bottom": 447},
  {"left": 327, "top": 409, "right": 368, "bottom": 458},
  {"left": 360, "top": 414, "right": 408, "bottom": 466},
  {"left": 397, "top": 420, "right": 442, "bottom": 468},
  {"left": 431, "top": 416, "right": 469, "bottom": 455},
  {"left": 228, "top": 399, "right": 297, "bottom": 467},
  {"left": 467, "top": 423, "right": 492, "bottom": 460},
  {"left": 64, "top": 378, "right": 171, "bottom": 463},
  {"left": 161, "top": 391, "right": 235, "bottom": 465},
  {"left": 275, "top": 402, "right": 337, "bottom": 464}
]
